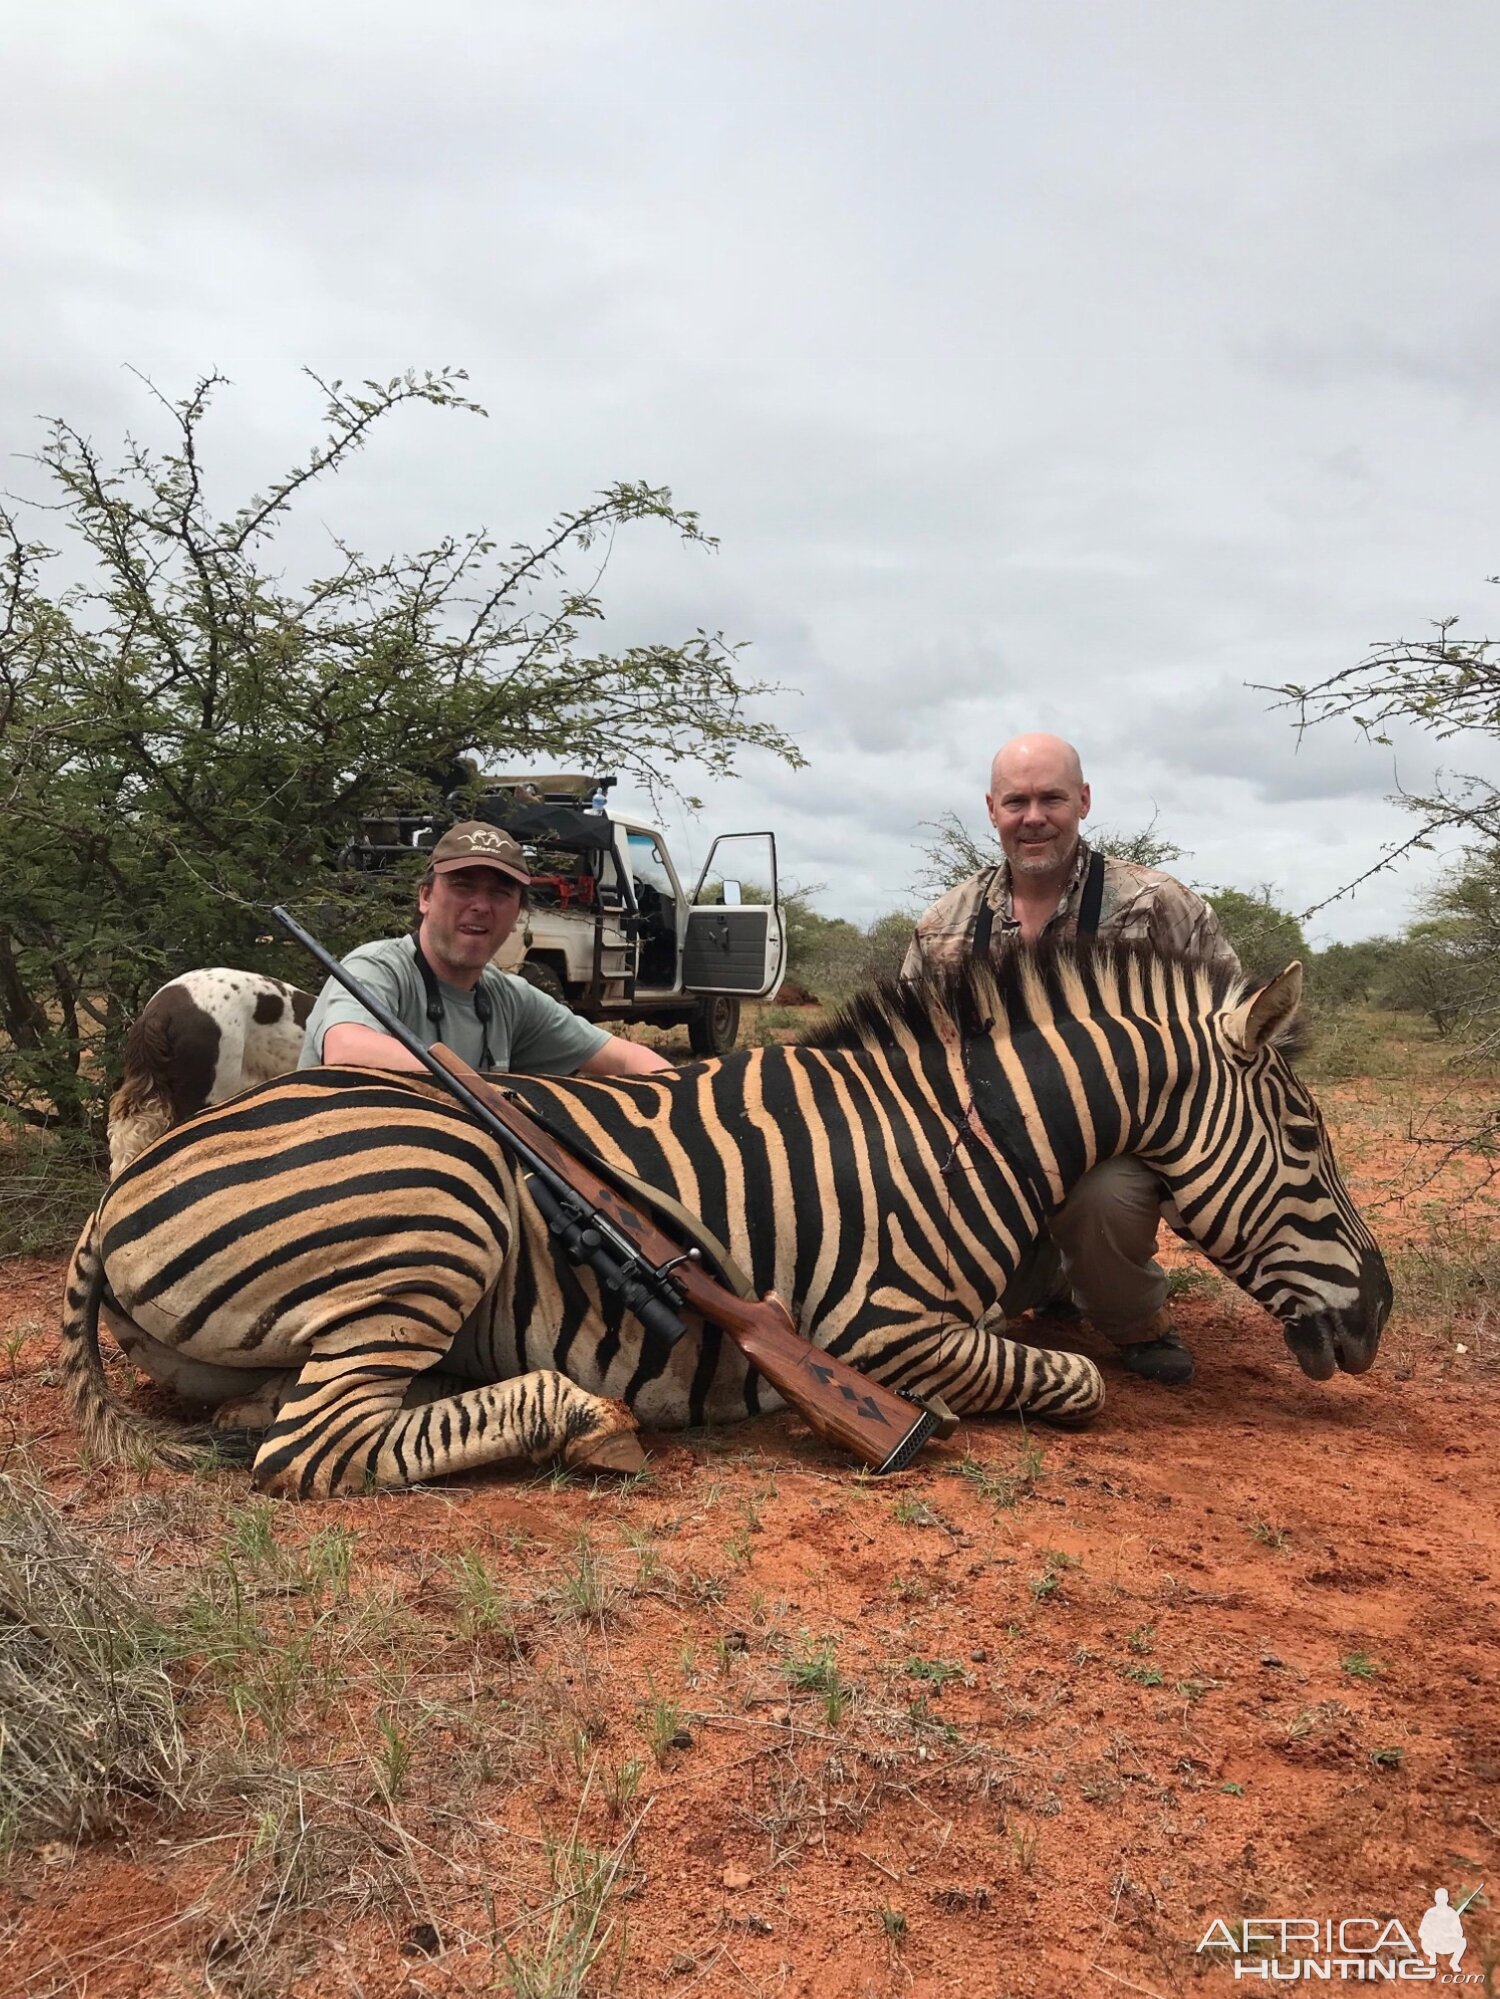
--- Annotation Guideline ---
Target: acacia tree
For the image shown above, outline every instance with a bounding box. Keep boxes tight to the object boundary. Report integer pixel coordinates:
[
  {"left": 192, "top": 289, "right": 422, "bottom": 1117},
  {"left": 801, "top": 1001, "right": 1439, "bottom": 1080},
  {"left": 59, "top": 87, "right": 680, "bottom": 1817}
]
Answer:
[
  {"left": 1268, "top": 610, "right": 1499, "bottom": 855},
  {"left": 0, "top": 369, "right": 802, "bottom": 1143},
  {"left": 1378, "top": 847, "right": 1500, "bottom": 1038},
  {"left": 1265, "top": 606, "right": 1500, "bottom": 940},
  {"left": 1267, "top": 595, "right": 1499, "bottom": 1162},
  {"left": 1202, "top": 886, "right": 1309, "bottom": 981}
]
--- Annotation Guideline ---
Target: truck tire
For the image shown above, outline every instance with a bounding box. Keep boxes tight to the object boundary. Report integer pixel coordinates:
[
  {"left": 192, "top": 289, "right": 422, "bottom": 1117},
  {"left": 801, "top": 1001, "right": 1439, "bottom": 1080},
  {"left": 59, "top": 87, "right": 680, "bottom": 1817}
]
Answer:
[
  {"left": 519, "top": 959, "right": 567, "bottom": 1004},
  {"left": 689, "top": 994, "right": 741, "bottom": 1057}
]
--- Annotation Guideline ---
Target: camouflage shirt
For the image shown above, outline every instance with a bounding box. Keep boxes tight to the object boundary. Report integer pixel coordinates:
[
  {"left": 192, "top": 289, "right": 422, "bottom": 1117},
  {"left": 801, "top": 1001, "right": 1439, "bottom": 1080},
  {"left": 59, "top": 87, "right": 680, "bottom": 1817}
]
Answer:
[{"left": 900, "top": 841, "right": 1242, "bottom": 982}]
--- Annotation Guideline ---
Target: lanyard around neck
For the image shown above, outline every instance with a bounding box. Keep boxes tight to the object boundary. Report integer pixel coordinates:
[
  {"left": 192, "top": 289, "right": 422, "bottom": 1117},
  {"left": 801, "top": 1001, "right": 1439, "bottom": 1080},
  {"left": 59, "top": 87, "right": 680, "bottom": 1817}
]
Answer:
[{"left": 410, "top": 932, "right": 495, "bottom": 1070}]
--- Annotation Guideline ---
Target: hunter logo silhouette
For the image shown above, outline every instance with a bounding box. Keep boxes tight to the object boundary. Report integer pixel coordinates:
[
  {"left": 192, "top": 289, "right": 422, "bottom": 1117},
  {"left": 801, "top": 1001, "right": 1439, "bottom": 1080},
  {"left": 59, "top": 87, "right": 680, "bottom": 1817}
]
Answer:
[{"left": 1418, "top": 1887, "right": 1472, "bottom": 1971}]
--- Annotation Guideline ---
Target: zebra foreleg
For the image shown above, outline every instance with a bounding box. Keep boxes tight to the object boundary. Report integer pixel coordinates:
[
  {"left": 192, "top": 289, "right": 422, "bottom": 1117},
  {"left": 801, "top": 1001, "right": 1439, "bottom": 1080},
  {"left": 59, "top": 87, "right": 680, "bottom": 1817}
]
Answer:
[
  {"left": 249, "top": 1312, "right": 642, "bottom": 1498},
  {"left": 846, "top": 1312, "right": 1106, "bottom": 1428}
]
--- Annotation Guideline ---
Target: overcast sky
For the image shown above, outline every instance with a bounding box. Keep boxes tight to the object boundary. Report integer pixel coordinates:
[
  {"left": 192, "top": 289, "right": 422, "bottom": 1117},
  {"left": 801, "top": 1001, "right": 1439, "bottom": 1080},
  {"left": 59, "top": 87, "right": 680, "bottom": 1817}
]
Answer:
[{"left": 5, "top": 1, "right": 1498, "bottom": 940}]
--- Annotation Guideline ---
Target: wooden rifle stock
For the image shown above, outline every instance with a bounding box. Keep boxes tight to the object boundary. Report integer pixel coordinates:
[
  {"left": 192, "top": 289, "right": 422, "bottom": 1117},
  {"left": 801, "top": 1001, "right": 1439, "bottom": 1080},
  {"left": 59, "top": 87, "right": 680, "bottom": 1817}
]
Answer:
[
  {"left": 423, "top": 1045, "right": 951, "bottom": 1475},
  {"left": 670, "top": 1261, "right": 951, "bottom": 1469}
]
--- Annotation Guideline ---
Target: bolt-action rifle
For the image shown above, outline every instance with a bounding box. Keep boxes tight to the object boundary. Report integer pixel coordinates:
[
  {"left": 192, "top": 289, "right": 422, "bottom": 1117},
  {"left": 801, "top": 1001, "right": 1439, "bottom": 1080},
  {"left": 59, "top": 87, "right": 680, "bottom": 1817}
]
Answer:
[{"left": 273, "top": 907, "right": 951, "bottom": 1475}]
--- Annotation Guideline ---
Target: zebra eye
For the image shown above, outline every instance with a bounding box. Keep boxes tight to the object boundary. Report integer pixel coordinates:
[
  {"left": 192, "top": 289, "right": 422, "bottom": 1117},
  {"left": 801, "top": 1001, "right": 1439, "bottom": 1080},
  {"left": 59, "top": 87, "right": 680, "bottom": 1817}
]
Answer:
[{"left": 1284, "top": 1123, "right": 1319, "bottom": 1151}]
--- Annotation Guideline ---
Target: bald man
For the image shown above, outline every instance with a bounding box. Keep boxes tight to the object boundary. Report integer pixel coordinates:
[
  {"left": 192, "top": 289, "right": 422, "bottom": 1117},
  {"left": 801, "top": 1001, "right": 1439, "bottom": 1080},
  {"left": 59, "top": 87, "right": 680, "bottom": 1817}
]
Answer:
[{"left": 902, "top": 734, "right": 1240, "bottom": 1386}]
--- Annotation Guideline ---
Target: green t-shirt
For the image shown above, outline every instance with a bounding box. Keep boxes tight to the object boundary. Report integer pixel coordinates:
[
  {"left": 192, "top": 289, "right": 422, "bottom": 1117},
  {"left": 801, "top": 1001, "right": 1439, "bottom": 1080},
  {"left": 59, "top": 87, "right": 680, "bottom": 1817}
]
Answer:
[{"left": 297, "top": 935, "right": 609, "bottom": 1076}]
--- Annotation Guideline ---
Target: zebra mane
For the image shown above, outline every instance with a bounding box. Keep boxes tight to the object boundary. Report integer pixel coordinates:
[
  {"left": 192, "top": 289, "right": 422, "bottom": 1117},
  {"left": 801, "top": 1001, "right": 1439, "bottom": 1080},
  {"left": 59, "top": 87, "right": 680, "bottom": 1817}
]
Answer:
[{"left": 799, "top": 937, "right": 1272, "bottom": 1055}]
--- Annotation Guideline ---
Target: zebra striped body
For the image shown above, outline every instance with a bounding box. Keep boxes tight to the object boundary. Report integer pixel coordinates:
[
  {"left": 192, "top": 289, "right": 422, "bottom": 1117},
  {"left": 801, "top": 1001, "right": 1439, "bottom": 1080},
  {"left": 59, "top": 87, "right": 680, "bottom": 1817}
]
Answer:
[{"left": 62, "top": 943, "right": 1390, "bottom": 1497}]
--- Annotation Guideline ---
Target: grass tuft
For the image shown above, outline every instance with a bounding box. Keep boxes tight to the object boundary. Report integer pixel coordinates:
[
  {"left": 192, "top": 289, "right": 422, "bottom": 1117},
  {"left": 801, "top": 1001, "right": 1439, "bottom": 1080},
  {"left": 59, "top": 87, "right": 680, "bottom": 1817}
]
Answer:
[
  {"left": 0, "top": 1128, "right": 104, "bottom": 1257},
  {"left": 495, "top": 1799, "right": 645, "bottom": 1999},
  {"left": 448, "top": 1547, "right": 522, "bottom": 1654},
  {"left": 952, "top": 1435, "right": 1044, "bottom": 1509},
  {"left": 0, "top": 1472, "right": 185, "bottom": 1852},
  {"left": 1248, "top": 1517, "right": 1291, "bottom": 1551},
  {"left": 637, "top": 1694, "right": 684, "bottom": 1768},
  {"left": 1341, "top": 1650, "right": 1385, "bottom": 1680}
]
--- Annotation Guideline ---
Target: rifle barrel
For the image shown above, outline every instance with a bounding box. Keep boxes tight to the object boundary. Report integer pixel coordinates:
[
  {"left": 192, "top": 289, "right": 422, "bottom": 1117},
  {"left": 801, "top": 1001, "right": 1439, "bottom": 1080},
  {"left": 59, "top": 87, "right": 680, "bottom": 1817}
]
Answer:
[{"left": 272, "top": 904, "right": 942, "bottom": 1473}]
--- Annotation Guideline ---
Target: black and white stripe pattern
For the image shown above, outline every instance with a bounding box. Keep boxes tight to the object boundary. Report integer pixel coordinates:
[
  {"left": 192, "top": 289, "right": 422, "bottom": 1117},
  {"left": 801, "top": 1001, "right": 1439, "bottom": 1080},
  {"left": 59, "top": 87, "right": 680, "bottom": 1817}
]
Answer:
[{"left": 60, "top": 941, "right": 1388, "bottom": 1497}]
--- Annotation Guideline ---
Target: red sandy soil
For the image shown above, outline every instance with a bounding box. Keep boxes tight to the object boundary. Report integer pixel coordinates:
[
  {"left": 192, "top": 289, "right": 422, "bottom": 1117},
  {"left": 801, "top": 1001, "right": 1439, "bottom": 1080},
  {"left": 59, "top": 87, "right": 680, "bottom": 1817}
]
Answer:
[{"left": 1, "top": 1070, "right": 1496, "bottom": 1999}]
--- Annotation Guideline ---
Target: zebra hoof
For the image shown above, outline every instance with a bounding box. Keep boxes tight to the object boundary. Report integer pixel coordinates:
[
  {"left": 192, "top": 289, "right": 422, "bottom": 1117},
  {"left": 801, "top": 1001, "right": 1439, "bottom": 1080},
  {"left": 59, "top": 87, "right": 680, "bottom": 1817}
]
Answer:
[
  {"left": 566, "top": 1431, "right": 649, "bottom": 1475},
  {"left": 212, "top": 1385, "right": 289, "bottom": 1432},
  {"left": 920, "top": 1393, "right": 960, "bottom": 1439},
  {"left": 1118, "top": 1331, "right": 1195, "bottom": 1386}
]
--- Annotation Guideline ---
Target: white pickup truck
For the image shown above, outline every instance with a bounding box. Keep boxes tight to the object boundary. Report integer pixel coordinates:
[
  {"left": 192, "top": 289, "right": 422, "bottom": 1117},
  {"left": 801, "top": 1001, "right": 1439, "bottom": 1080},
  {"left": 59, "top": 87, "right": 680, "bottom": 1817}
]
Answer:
[{"left": 358, "top": 774, "right": 786, "bottom": 1056}]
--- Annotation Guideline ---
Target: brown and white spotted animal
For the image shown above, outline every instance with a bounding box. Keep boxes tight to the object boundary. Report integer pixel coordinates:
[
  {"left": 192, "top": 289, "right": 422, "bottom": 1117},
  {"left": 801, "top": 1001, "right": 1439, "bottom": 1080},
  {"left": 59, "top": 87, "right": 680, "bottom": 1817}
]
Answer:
[{"left": 107, "top": 970, "right": 313, "bottom": 1176}]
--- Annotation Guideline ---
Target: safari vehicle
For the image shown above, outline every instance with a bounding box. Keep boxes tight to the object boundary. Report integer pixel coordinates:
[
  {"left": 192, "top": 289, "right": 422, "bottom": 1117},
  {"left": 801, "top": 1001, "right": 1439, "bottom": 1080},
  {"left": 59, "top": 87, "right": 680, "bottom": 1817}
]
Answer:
[{"left": 357, "top": 774, "right": 785, "bottom": 1056}]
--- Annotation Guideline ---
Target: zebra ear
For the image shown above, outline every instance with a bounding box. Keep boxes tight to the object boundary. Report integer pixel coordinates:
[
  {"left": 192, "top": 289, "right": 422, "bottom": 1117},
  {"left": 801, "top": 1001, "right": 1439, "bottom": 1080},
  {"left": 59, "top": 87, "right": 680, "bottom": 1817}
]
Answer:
[{"left": 1224, "top": 962, "right": 1304, "bottom": 1053}]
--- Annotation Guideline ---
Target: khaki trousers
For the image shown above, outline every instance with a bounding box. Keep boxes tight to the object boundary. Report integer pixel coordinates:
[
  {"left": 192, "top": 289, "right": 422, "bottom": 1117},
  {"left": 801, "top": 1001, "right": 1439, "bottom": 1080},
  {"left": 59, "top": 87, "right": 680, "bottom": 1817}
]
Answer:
[{"left": 999, "top": 1157, "right": 1171, "bottom": 1345}]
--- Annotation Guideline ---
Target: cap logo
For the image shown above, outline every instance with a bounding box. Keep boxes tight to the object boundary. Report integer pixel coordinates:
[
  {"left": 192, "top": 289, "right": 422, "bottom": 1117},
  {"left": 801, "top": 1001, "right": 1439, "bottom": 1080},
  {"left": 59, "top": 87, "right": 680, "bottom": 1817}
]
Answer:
[{"left": 463, "top": 828, "right": 506, "bottom": 851}]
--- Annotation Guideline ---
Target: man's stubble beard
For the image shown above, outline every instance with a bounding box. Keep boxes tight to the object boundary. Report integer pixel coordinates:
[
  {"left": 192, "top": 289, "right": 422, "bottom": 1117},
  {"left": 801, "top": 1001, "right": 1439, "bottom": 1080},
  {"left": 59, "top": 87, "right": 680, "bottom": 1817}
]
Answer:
[
  {"left": 1009, "top": 834, "right": 1079, "bottom": 887},
  {"left": 424, "top": 910, "right": 508, "bottom": 982}
]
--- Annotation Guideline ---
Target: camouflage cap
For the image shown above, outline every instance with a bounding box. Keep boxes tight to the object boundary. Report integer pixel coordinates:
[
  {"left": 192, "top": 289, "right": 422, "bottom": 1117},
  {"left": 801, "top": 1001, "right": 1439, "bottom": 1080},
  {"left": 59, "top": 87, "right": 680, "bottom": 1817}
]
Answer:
[{"left": 427, "top": 821, "right": 530, "bottom": 885}]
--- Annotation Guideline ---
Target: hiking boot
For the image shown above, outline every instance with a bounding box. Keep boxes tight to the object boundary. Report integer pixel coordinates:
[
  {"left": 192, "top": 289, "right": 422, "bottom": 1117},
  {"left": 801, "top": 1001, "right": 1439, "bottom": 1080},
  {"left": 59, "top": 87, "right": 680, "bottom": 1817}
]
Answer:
[{"left": 1116, "top": 1318, "right": 1195, "bottom": 1386}]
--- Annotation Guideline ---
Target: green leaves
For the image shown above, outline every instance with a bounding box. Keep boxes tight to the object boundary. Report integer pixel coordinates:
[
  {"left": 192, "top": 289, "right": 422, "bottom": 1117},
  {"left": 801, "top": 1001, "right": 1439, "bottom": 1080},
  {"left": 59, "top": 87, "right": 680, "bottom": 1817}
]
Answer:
[
  {"left": 1202, "top": 887, "right": 1309, "bottom": 981},
  {"left": 0, "top": 368, "right": 803, "bottom": 1139}
]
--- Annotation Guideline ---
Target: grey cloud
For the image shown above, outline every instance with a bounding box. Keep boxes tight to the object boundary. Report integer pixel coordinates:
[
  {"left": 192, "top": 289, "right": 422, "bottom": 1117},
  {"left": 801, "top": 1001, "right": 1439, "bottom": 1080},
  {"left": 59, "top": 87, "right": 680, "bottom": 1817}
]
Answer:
[
  {"left": 1114, "top": 685, "right": 1420, "bottom": 805},
  {"left": 4, "top": 0, "right": 1499, "bottom": 955},
  {"left": 1248, "top": 319, "right": 1500, "bottom": 399}
]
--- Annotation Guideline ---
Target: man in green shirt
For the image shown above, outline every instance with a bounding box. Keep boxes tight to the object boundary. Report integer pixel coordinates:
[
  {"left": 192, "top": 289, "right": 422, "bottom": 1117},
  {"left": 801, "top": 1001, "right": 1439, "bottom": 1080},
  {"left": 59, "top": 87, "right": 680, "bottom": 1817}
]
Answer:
[{"left": 299, "top": 822, "right": 673, "bottom": 1081}]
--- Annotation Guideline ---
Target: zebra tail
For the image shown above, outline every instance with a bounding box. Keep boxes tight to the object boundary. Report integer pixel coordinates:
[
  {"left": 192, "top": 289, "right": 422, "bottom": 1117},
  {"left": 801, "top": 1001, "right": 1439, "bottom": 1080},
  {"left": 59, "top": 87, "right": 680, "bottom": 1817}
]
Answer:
[{"left": 60, "top": 1210, "right": 230, "bottom": 1472}]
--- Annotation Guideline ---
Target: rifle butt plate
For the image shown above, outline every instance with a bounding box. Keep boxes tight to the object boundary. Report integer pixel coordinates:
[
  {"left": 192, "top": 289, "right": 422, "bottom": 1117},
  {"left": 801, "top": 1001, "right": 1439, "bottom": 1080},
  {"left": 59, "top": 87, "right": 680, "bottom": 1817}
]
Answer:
[{"left": 871, "top": 1404, "right": 943, "bottom": 1476}]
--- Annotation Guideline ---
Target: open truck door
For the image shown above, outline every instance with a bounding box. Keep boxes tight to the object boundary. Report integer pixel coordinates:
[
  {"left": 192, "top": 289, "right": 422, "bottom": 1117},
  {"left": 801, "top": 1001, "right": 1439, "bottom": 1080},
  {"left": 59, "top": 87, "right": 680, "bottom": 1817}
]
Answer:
[{"left": 684, "top": 834, "right": 785, "bottom": 1000}]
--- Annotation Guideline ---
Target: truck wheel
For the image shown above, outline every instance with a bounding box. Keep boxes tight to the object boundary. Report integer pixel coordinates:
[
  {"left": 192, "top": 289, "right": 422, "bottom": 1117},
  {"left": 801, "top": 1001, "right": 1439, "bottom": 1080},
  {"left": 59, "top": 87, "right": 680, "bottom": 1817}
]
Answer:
[
  {"left": 519, "top": 959, "right": 567, "bottom": 1004},
  {"left": 689, "top": 994, "right": 741, "bottom": 1056}
]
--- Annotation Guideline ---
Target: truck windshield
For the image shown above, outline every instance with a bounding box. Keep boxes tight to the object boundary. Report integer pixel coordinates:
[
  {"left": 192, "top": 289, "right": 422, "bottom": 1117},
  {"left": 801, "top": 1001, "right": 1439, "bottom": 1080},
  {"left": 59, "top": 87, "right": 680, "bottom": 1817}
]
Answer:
[{"left": 626, "top": 833, "right": 675, "bottom": 898}]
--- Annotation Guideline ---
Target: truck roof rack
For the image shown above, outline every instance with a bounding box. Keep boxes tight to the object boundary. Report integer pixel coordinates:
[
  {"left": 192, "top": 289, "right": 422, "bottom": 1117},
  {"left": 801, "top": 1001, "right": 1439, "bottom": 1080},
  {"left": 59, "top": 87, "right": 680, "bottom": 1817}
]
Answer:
[
  {"left": 351, "top": 773, "right": 617, "bottom": 869},
  {"left": 482, "top": 773, "right": 608, "bottom": 803}
]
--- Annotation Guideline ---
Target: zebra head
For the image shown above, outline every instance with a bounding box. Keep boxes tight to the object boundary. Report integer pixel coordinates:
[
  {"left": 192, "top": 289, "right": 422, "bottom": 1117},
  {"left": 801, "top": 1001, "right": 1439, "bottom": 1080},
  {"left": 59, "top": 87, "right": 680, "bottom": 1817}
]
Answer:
[{"left": 1152, "top": 961, "right": 1392, "bottom": 1379}]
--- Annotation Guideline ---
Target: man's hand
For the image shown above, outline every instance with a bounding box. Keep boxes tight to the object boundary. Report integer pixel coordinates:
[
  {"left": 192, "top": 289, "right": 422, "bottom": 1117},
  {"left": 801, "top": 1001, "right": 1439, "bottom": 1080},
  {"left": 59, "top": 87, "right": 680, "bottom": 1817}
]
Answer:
[{"left": 577, "top": 1035, "right": 675, "bottom": 1078}]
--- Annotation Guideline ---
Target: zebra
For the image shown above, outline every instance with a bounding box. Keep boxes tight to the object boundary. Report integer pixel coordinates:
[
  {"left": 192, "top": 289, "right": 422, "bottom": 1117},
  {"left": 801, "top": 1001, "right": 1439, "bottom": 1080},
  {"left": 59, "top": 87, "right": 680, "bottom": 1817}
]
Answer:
[{"left": 60, "top": 941, "right": 1391, "bottom": 1499}]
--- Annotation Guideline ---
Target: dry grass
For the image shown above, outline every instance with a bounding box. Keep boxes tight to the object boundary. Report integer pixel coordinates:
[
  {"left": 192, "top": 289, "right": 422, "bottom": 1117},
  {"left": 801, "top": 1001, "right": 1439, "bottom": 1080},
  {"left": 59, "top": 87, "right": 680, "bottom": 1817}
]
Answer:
[
  {"left": 0, "top": 1471, "right": 186, "bottom": 1852},
  {"left": 493, "top": 1791, "right": 649, "bottom": 1999},
  {"left": 203, "top": 1773, "right": 426, "bottom": 1998},
  {"left": 0, "top": 1126, "right": 105, "bottom": 1258}
]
